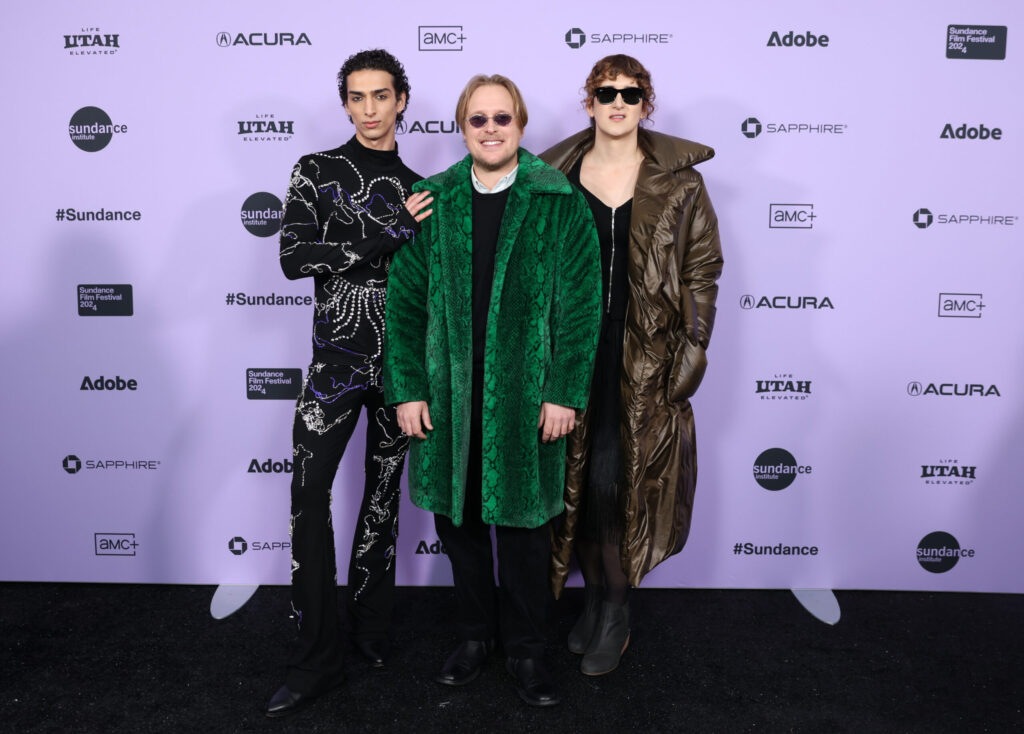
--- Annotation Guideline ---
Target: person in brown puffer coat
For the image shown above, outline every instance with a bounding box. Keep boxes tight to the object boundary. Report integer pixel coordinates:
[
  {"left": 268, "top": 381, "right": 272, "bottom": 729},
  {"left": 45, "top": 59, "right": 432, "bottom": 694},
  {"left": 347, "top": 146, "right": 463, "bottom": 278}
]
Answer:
[{"left": 540, "top": 53, "right": 724, "bottom": 677}]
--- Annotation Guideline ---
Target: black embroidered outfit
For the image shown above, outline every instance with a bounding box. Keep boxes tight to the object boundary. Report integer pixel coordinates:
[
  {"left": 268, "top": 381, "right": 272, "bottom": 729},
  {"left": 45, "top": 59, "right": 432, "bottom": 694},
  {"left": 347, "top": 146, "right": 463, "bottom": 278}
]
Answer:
[{"left": 279, "top": 135, "right": 419, "bottom": 692}]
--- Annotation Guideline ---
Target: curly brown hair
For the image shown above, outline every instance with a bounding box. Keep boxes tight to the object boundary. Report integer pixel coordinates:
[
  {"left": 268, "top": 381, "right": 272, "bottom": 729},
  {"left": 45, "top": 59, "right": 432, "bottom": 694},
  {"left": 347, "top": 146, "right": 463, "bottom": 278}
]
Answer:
[{"left": 583, "top": 54, "right": 655, "bottom": 125}]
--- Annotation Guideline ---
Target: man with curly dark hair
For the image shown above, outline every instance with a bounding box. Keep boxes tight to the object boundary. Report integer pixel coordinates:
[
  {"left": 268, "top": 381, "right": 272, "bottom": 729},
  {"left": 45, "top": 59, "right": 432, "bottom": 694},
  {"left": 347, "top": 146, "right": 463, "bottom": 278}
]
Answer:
[{"left": 266, "top": 48, "right": 432, "bottom": 718}]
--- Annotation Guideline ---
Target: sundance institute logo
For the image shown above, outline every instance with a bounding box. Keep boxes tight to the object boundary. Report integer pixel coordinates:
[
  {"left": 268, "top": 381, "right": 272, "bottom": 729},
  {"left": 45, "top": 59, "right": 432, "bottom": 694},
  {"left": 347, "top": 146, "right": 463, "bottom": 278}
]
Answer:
[{"left": 916, "top": 531, "right": 974, "bottom": 573}]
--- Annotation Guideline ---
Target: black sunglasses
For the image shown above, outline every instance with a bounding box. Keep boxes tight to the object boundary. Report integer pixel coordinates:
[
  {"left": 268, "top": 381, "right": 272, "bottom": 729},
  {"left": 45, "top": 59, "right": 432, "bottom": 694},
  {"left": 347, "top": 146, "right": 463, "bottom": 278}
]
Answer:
[
  {"left": 466, "top": 113, "right": 515, "bottom": 128},
  {"left": 594, "top": 86, "right": 644, "bottom": 106}
]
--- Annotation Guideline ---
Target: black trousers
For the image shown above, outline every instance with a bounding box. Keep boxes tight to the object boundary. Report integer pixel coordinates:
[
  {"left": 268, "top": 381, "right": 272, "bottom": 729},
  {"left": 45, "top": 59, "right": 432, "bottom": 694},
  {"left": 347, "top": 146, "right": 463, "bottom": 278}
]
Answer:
[
  {"left": 286, "top": 359, "right": 409, "bottom": 692},
  {"left": 434, "top": 368, "right": 552, "bottom": 660}
]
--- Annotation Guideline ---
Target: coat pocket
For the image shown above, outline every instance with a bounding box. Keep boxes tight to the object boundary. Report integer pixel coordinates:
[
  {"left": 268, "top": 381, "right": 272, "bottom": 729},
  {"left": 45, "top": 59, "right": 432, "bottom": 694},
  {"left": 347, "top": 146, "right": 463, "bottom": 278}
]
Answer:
[{"left": 668, "top": 337, "right": 707, "bottom": 403}]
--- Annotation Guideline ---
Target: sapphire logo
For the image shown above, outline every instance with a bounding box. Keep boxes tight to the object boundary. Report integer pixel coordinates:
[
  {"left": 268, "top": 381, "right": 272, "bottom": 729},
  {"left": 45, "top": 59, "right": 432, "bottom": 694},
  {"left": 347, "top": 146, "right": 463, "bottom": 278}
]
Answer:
[
  {"left": 564, "top": 27, "right": 670, "bottom": 48},
  {"left": 95, "top": 533, "right": 138, "bottom": 556},
  {"left": 770, "top": 204, "right": 815, "bottom": 229},
  {"left": 753, "top": 448, "right": 811, "bottom": 491},
  {"left": 741, "top": 117, "right": 846, "bottom": 137},
  {"left": 61, "top": 454, "right": 160, "bottom": 473},
  {"left": 917, "top": 531, "right": 974, "bottom": 573},
  {"left": 240, "top": 192, "right": 283, "bottom": 237},
  {"left": 418, "top": 26, "right": 466, "bottom": 51},
  {"left": 913, "top": 208, "right": 933, "bottom": 229},
  {"left": 565, "top": 28, "right": 586, "bottom": 48},
  {"left": 63, "top": 455, "right": 82, "bottom": 474},
  {"left": 913, "top": 207, "right": 1016, "bottom": 228},
  {"left": 229, "top": 536, "right": 289, "bottom": 554},
  {"left": 217, "top": 32, "right": 311, "bottom": 47},
  {"left": 938, "top": 293, "right": 985, "bottom": 318}
]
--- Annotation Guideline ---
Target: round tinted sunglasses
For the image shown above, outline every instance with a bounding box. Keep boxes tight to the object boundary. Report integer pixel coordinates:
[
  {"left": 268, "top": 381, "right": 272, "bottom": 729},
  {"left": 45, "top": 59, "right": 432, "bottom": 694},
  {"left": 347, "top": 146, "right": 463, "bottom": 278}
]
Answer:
[
  {"left": 594, "top": 86, "right": 644, "bottom": 106},
  {"left": 466, "top": 113, "right": 514, "bottom": 128}
]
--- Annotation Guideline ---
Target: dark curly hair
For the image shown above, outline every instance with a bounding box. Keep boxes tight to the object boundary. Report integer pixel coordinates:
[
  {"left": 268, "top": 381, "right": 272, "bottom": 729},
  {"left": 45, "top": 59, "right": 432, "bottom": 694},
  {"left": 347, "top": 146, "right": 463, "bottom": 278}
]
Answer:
[
  {"left": 337, "top": 49, "right": 411, "bottom": 124},
  {"left": 583, "top": 54, "right": 655, "bottom": 127}
]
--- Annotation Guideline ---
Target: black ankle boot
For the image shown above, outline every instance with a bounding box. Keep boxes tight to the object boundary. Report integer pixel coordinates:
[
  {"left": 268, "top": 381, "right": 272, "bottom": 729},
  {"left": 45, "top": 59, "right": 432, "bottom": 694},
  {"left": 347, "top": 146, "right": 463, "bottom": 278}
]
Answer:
[
  {"left": 580, "top": 600, "right": 629, "bottom": 676},
  {"left": 567, "top": 584, "right": 604, "bottom": 654}
]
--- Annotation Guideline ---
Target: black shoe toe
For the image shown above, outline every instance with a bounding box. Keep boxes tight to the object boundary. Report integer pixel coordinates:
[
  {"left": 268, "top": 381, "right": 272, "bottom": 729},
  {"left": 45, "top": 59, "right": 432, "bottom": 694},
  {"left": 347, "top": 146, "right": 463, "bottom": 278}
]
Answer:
[
  {"left": 505, "top": 657, "right": 561, "bottom": 707},
  {"left": 435, "top": 639, "right": 495, "bottom": 686},
  {"left": 354, "top": 638, "right": 390, "bottom": 668}
]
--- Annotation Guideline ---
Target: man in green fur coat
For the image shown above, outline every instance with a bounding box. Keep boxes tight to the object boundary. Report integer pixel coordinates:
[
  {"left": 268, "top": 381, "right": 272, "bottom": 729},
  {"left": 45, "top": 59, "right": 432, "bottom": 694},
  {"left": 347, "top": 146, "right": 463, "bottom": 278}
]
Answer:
[{"left": 384, "top": 74, "right": 600, "bottom": 707}]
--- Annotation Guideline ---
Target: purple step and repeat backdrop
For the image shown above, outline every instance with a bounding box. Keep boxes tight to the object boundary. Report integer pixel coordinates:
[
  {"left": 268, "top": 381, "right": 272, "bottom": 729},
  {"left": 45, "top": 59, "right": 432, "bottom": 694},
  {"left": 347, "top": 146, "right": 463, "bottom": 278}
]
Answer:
[{"left": 1, "top": 1, "right": 1020, "bottom": 592}]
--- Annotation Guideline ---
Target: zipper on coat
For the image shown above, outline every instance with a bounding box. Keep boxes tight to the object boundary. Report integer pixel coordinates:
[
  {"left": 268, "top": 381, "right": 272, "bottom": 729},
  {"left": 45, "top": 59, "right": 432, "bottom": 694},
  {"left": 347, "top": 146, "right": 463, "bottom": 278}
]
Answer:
[{"left": 607, "top": 207, "right": 616, "bottom": 314}]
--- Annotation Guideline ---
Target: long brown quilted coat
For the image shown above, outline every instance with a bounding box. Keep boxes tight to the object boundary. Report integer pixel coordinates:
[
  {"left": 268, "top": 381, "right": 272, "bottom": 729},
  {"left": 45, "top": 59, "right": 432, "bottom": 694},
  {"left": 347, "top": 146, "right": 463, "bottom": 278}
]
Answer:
[{"left": 540, "top": 128, "right": 724, "bottom": 593}]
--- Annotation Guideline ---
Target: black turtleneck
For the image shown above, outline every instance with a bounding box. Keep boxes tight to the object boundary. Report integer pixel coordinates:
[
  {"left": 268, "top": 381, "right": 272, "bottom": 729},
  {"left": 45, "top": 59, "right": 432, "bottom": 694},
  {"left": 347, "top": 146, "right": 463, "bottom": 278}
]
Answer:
[{"left": 280, "top": 135, "right": 420, "bottom": 368}]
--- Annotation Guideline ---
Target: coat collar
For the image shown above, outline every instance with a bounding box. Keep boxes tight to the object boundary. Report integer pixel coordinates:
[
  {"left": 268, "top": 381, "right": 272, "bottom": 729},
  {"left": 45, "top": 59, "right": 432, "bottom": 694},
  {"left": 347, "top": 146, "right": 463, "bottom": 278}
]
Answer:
[
  {"left": 421, "top": 147, "right": 573, "bottom": 196},
  {"left": 540, "top": 128, "right": 715, "bottom": 176}
]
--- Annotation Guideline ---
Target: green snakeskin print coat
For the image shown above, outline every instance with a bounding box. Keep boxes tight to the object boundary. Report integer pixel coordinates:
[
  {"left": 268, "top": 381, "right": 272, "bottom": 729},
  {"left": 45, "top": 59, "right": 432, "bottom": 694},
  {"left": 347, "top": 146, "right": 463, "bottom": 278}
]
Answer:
[{"left": 383, "top": 149, "right": 601, "bottom": 528}]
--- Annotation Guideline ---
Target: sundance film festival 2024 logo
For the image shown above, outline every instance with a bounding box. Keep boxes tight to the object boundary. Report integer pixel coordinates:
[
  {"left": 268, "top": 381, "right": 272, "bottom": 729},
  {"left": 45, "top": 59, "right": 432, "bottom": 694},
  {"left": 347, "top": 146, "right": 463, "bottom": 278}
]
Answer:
[
  {"left": 912, "top": 207, "right": 1016, "bottom": 229},
  {"left": 917, "top": 531, "right": 974, "bottom": 573},
  {"left": 563, "top": 27, "right": 672, "bottom": 49},
  {"left": 64, "top": 28, "right": 119, "bottom": 56},
  {"left": 246, "top": 368, "right": 302, "bottom": 400},
  {"left": 946, "top": 25, "right": 1006, "bottom": 60},
  {"left": 69, "top": 107, "right": 126, "bottom": 152},
  {"left": 78, "top": 284, "right": 133, "bottom": 316}
]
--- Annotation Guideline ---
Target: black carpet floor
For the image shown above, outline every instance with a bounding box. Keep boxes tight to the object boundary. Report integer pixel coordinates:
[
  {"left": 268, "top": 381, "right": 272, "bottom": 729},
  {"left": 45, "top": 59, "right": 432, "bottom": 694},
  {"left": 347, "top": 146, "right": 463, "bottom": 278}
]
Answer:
[{"left": 2, "top": 584, "right": 1021, "bottom": 733}]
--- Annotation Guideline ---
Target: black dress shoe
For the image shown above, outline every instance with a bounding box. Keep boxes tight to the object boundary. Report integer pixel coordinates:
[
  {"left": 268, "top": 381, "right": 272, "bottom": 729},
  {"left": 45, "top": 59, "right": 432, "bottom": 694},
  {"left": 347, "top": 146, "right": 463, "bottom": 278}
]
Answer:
[
  {"left": 265, "top": 674, "right": 344, "bottom": 718},
  {"left": 265, "top": 685, "right": 314, "bottom": 718},
  {"left": 505, "top": 657, "right": 561, "bottom": 707},
  {"left": 434, "top": 639, "right": 495, "bottom": 686},
  {"left": 354, "top": 638, "right": 390, "bottom": 668}
]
